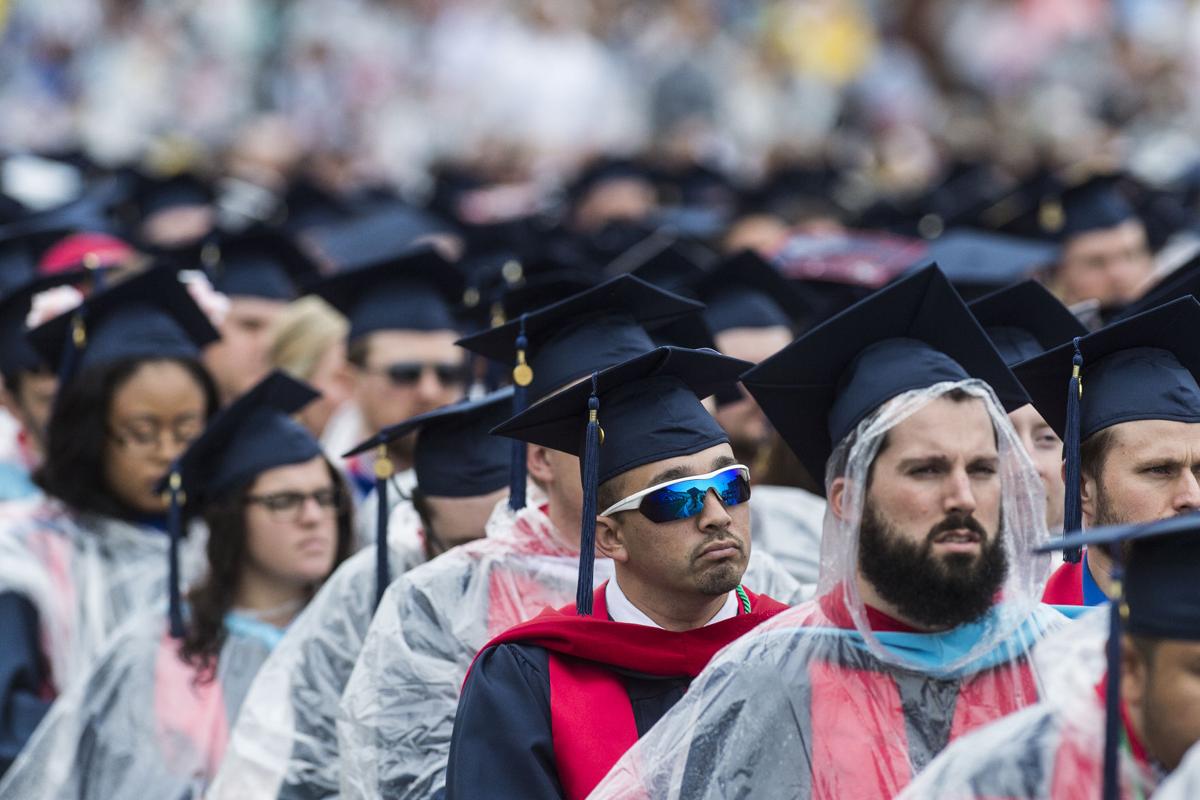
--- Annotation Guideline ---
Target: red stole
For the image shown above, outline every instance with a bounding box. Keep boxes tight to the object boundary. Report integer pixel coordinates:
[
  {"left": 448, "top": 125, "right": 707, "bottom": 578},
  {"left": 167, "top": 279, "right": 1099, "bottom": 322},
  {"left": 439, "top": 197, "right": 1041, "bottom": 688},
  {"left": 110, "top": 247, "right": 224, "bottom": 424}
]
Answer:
[
  {"left": 466, "top": 583, "right": 788, "bottom": 800},
  {"left": 1042, "top": 559, "right": 1085, "bottom": 606}
]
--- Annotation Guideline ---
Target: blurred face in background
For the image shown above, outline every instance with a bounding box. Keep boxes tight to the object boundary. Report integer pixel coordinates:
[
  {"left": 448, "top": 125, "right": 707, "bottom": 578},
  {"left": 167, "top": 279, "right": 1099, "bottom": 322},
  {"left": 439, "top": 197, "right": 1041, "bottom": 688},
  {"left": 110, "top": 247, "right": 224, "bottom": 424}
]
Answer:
[
  {"left": 351, "top": 330, "right": 465, "bottom": 464},
  {"left": 1056, "top": 219, "right": 1152, "bottom": 307},
  {"left": 713, "top": 325, "right": 793, "bottom": 469},
  {"left": 204, "top": 296, "right": 287, "bottom": 404}
]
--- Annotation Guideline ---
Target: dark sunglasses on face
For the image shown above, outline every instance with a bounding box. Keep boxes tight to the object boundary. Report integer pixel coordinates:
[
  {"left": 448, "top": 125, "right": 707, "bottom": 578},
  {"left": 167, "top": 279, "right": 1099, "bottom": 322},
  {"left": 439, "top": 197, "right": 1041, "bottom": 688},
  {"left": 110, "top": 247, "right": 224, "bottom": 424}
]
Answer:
[
  {"left": 371, "top": 361, "right": 466, "bottom": 387},
  {"left": 601, "top": 465, "right": 752, "bottom": 524}
]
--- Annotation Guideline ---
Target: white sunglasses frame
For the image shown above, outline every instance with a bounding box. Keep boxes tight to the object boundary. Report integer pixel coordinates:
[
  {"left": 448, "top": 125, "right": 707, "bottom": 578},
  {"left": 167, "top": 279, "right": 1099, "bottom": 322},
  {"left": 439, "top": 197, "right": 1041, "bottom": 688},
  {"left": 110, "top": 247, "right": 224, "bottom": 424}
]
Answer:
[{"left": 600, "top": 463, "right": 751, "bottom": 518}]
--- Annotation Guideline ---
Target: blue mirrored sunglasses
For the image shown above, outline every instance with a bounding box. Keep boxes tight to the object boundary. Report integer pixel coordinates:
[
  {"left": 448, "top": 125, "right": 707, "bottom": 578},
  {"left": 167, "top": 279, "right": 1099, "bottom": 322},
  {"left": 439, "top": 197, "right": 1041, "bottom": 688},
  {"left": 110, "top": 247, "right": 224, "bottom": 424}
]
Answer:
[{"left": 601, "top": 465, "right": 751, "bottom": 524}]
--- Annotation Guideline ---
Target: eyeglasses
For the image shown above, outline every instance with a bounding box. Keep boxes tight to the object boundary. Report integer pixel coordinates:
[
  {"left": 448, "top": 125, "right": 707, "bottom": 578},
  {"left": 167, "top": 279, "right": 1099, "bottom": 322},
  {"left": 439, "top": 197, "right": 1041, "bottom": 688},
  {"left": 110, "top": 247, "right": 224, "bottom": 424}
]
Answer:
[
  {"left": 601, "top": 464, "right": 751, "bottom": 524},
  {"left": 245, "top": 487, "right": 343, "bottom": 519},
  {"left": 366, "top": 362, "right": 466, "bottom": 388},
  {"left": 109, "top": 417, "right": 205, "bottom": 452}
]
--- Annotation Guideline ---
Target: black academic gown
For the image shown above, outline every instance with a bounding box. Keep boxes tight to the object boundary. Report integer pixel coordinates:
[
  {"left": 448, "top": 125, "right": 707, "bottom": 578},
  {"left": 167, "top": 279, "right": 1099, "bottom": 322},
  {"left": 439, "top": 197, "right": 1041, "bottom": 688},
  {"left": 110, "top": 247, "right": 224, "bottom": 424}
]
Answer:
[
  {"left": 444, "top": 642, "right": 689, "bottom": 800},
  {"left": 0, "top": 592, "right": 52, "bottom": 775}
]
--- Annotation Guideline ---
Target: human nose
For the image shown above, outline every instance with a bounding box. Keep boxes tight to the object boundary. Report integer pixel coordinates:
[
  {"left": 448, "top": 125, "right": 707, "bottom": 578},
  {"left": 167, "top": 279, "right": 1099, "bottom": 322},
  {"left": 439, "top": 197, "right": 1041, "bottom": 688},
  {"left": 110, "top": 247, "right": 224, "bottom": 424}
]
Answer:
[
  {"left": 296, "top": 494, "right": 324, "bottom": 524},
  {"left": 696, "top": 488, "right": 734, "bottom": 533},
  {"left": 943, "top": 468, "right": 978, "bottom": 517},
  {"left": 416, "top": 365, "right": 444, "bottom": 401},
  {"left": 1174, "top": 470, "right": 1200, "bottom": 513}
]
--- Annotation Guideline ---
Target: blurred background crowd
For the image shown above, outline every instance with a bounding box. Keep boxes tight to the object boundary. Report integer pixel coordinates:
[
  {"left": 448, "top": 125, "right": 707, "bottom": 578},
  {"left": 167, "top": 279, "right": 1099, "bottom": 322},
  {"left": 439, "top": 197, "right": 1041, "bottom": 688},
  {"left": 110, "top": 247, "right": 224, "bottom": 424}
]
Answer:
[{"left": 4, "top": 0, "right": 1200, "bottom": 195}]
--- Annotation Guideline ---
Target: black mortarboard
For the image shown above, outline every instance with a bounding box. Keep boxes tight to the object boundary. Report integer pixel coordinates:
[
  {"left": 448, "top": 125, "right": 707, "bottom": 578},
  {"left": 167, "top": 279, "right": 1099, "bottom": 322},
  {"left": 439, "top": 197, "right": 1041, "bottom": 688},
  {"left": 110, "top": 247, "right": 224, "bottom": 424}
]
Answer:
[
  {"left": 924, "top": 229, "right": 1059, "bottom": 298},
  {"left": 206, "top": 228, "right": 321, "bottom": 301},
  {"left": 1038, "top": 511, "right": 1200, "bottom": 639},
  {"left": 0, "top": 270, "right": 95, "bottom": 378},
  {"left": 1044, "top": 175, "right": 1139, "bottom": 242},
  {"left": 969, "top": 280, "right": 1088, "bottom": 366},
  {"left": 693, "top": 250, "right": 812, "bottom": 333},
  {"left": 302, "top": 204, "right": 455, "bottom": 272},
  {"left": 159, "top": 371, "right": 322, "bottom": 636},
  {"left": 492, "top": 346, "right": 748, "bottom": 614},
  {"left": 1013, "top": 297, "right": 1200, "bottom": 442},
  {"left": 1014, "top": 297, "right": 1200, "bottom": 557},
  {"left": 457, "top": 273, "right": 704, "bottom": 402},
  {"left": 567, "top": 156, "right": 659, "bottom": 206},
  {"left": 458, "top": 274, "right": 705, "bottom": 510},
  {"left": 342, "top": 386, "right": 515, "bottom": 608},
  {"left": 279, "top": 177, "right": 355, "bottom": 233},
  {"left": 742, "top": 265, "right": 1028, "bottom": 492},
  {"left": 1036, "top": 511, "right": 1200, "bottom": 799},
  {"left": 172, "top": 370, "right": 322, "bottom": 503},
  {"left": 28, "top": 263, "right": 220, "bottom": 384},
  {"left": 601, "top": 232, "right": 713, "bottom": 293},
  {"left": 307, "top": 244, "right": 463, "bottom": 341},
  {"left": 344, "top": 387, "right": 512, "bottom": 499},
  {"left": 131, "top": 172, "right": 214, "bottom": 220}
]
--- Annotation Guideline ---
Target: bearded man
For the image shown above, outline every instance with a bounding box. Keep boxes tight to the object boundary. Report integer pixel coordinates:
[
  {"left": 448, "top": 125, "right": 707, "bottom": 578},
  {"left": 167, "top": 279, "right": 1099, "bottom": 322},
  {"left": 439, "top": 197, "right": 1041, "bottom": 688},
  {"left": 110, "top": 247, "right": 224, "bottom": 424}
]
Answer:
[{"left": 588, "top": 265, "right": 1067, "bottom": 800}]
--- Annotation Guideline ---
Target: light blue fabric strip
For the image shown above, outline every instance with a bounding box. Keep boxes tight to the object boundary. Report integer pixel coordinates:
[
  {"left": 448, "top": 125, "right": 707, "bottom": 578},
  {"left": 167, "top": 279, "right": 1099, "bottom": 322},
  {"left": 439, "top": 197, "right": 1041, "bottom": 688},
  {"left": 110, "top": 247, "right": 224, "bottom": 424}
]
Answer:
[
  {"left": 223, "top": 611, "right": 287, "bottom": 651},
  {"left": 801, "top": 603, "right": 1067, "bottom": 678}
]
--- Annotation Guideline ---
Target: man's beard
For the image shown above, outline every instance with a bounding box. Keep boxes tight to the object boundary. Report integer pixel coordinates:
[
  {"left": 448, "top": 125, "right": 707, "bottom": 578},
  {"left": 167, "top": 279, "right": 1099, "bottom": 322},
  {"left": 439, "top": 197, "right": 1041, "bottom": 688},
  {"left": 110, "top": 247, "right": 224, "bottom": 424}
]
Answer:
[{"left": 858, "top": 499, "right": 1009, "bottom": 630}]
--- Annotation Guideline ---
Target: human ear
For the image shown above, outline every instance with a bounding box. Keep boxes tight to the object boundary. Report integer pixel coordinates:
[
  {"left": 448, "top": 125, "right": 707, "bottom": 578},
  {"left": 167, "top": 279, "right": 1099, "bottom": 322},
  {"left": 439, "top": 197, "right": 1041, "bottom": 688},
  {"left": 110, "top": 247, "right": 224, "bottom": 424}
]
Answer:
[
  {"left": 526, "top": 444, "right": 555, "bottom": 485},
  {"left": 594, "top": 515, "right": 629, "bottom": 563},
  {"left": 829, "top": 477, "right": 851, "bottom": 522}
]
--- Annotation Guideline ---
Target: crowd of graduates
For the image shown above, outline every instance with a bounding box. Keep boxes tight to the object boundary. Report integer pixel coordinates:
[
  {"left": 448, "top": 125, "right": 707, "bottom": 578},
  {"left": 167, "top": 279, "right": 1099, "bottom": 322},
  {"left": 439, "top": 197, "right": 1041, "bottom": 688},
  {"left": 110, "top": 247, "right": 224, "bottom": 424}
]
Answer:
[{"left": 7, "top": 4, "right": 1200, "bottom": 799}]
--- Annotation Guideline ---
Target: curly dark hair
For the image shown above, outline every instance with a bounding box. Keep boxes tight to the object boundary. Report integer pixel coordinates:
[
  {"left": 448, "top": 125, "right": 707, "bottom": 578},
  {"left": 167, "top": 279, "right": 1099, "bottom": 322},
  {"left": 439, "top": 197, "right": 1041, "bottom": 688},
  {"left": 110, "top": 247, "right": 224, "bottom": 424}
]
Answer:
[
  {"left": 179, "top": 457, "right": 355, "bottom": 678},
  {"left": 35, "top": 356, "right": 220, "bottom": 520}
]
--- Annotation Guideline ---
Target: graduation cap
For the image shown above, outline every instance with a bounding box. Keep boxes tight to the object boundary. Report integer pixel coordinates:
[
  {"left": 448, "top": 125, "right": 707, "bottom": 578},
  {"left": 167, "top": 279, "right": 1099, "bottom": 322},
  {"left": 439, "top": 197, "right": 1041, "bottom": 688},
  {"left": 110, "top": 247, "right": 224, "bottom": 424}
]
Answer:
[
  {"left": 457, "top": 273, "right": 705, "bottom": 510},
  {"left": 342, "top": 387, "right": 515, "bottom": 608},
  {"left": 306, "top": 243, "right": 463, "bottom": 342},
  {"left": 159, "top": 371, "right": 322, "bottom": 636},
  {"left": 492, "top": 346, "right": 750, "bottom": 615},
  {"left": 279, "top": 177, "right": 355, "bottom": 233},
  {"left": 601, "top": 232, "right": 713, "bottom": 293},
  {"left": 1013, "top": 297, "right": 1200, "bottom": 558},
  {"left": 567, "top": 156, "right": 659, "bottom": 206},
  {"left": 0, "top": 269, "right": 98, "bottom": 379},
  {"left": 130, "top": 172, "right": 214, "bottom": 220},
  {"left": 1040, "top": 174, "right": 1139, "bottom": 242},
  {"left": 301, "top": 203, "right": 456, "bottom": 272},
  {"left": 206, "top": 228, "right": 321, "bottom": 301},
  {"left": 742, "top": 265, "right": 1028, "bottom": 494},
  {"left": 969, "top": 280, "right": 1088, "bottom": 367},
  {"left": 693, "top": 250, "right": 813, "bottom": 333},
  {"left": 924, "top": 229, "right": 1059, "bottom": 299},
  {"left": 1036, "top": 511, "right": 1200, "bottom": 800},
  {"left": 28, "top": 263, "right": 221, "bottom": 386}
]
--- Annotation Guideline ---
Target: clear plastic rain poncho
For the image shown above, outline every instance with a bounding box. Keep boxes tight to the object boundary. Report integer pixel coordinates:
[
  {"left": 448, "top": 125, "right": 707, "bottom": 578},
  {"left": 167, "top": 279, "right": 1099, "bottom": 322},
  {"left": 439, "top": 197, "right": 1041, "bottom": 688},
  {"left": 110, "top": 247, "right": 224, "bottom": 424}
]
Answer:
[
  {"left": 337, "top": 501, "right": 803, "bottom": 800},
  {"left": 589, "top": 380, "right": 1068, "bottom": 800},
  {"left": 0, "top": 496, "right": 207, "bottom": 697},
  {"left": 0, "top": 607, "right": 277, "bottom": 799},
  {"left": 207, "top": 497, "right": 461, "bottom": 800},
  {"left": 895, "top": 607, "right": 1161, "bottom": 799},
  {"left": 1155, "top": 736, "right": 1200, "bottom": 799}
]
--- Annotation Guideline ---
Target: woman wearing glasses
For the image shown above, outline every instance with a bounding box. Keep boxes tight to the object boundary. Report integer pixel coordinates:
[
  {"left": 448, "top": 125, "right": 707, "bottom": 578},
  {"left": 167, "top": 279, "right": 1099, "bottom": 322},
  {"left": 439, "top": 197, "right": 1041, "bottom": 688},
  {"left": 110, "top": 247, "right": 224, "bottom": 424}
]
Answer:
[
  {"left": 0, "top": 267, "right": 223, "bottom": 774},
  {"left": 0, "top": 371, "right": 354, "bottom": 799}
]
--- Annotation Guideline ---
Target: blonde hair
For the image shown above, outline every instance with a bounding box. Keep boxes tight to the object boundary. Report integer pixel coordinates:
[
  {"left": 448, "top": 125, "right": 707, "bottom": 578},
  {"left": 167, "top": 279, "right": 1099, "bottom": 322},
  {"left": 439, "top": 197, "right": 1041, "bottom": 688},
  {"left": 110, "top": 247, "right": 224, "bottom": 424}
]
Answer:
[{"left": 267, "top": 296, "right": 349, "bottom": 380}]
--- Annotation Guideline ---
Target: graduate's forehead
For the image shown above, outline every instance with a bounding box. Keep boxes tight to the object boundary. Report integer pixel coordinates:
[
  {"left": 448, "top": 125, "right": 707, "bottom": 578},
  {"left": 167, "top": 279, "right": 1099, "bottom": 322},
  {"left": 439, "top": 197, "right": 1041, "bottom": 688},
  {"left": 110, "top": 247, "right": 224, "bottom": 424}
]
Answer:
[
  {"left": 619, "top": 443, "right": 737, "bottom": 490},
  {"left": 880, "top": 395, "right": 997, "bottom": 461}
]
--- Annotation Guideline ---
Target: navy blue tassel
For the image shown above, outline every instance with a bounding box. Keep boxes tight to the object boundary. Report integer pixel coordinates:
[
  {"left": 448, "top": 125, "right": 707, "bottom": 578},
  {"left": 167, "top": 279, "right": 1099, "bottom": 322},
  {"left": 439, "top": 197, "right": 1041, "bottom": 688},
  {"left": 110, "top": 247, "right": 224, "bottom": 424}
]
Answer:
[
  {"left": 165, "top": 466, "right": 186, "bottom": 638},
  {"left": 373, "top": 445, "right": 393, "bottom": 610},
  {"left": 576, "top": 373, "right": 601, "bottom": 616},
  {"left": 508, "top": 314, "right": 530, "bottom": 511},
  {"left": 1101, "top": 562, "right": 1125, "bottom": 800},
  {"left": 1062, "top": 337, "right": 1083, "bottom": 563}
]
